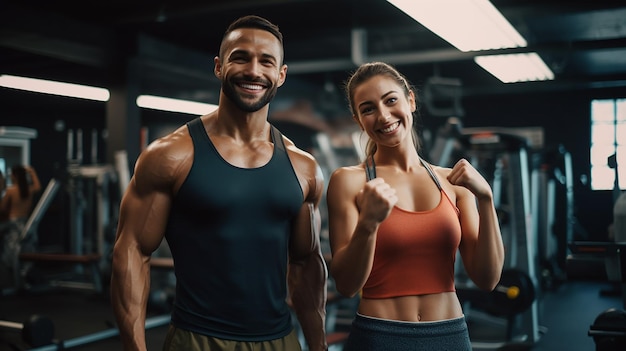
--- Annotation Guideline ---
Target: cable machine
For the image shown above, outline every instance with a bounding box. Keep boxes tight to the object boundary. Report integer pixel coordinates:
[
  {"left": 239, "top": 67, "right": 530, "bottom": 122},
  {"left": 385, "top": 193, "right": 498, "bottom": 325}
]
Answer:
[{"left": 456, "top": 129, "right": 542, "bottom": 348}]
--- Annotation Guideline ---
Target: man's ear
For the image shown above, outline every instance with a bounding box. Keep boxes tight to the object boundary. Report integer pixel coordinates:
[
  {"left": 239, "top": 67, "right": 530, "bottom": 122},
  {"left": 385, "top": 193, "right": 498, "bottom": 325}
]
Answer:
[
  {"left": 276, "top": 64, "right": 288, "bottom": 88},
  {"left": 214, "top": 56, "right": 222, "bottom": 79}
]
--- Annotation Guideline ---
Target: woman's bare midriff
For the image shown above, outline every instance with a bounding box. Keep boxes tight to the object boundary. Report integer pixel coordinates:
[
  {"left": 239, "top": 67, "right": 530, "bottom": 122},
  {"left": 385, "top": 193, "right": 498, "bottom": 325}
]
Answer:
[{"left": 357, "top": 292, "right": 464, "bottom": 322}]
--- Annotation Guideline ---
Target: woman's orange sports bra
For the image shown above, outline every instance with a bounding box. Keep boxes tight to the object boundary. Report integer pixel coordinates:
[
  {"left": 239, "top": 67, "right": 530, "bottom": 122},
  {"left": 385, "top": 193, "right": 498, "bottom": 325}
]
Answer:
[{"left": 361, "top": 156, "right": 462, "bottom": 299}]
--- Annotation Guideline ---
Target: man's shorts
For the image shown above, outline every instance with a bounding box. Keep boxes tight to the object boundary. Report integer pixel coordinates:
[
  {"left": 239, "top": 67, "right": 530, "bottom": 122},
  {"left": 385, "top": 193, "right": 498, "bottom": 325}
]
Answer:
[{"left": 162, "top": 325, "right": 302, "bottom": 351}]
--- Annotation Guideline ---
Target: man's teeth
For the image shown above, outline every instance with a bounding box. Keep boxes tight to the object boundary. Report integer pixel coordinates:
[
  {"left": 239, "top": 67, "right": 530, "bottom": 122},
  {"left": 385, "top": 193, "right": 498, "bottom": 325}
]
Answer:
[{"left": 240, "top": 83, "right": 263, "bottom": 90}]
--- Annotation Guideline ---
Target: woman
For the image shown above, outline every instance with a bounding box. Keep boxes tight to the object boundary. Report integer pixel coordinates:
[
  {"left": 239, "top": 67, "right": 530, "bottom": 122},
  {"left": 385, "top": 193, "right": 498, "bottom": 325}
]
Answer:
[
  {"left": 0, "top": 165, "right": 41, "bottom": 267},
  {"left": 326, "top": 62, "right": 505, "bottom": 350}
]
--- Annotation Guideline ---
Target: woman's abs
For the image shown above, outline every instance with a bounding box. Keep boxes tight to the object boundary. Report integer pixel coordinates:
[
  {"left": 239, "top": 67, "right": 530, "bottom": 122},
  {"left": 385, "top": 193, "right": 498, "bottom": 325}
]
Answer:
[{"left": 357, "top": 292, "right": 463, "bottom": 322}]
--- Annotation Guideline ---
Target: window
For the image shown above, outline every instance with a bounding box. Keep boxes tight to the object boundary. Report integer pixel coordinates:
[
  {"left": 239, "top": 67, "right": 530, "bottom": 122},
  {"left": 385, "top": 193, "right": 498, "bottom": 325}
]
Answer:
[{"left": 590, "top": 98, "right": 626, "bottom": 190}]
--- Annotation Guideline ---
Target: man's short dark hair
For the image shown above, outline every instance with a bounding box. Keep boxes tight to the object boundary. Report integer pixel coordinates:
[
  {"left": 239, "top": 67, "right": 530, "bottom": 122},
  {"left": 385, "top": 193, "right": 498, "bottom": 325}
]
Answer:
[{"left": 219, "top": 15, "right": 284, "bottom": 63}]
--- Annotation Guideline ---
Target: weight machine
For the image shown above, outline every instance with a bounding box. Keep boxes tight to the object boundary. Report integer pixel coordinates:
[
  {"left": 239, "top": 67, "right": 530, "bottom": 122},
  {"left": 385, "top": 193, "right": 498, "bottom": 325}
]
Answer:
[
  {"left": 8, "top": 129, "right": 123, "bottom": 294},
  {"left": 530, "top": 145, "right": 576, "bottom": 289},
  {"left": 454, "top": 129, "right": 543, "bottom": 349},
  {"left": 0, "top": 126, "right": 37, "bottom": 173}
]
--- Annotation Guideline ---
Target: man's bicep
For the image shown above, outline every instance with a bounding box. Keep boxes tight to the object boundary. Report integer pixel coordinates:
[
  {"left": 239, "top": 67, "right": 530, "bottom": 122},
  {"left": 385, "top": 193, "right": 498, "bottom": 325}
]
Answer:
[
  {"left": 116, "top": 182, "right": 170, "bottom": 256},
  {"left": 290, "top": 202, "right": 322, "bottom": 264}
]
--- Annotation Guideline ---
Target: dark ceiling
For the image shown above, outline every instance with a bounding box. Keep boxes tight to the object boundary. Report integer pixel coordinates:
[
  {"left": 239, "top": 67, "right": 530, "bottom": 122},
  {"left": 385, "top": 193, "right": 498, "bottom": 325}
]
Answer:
[{"left": 2, "top": 0, "right": 626, "bottom": 111}]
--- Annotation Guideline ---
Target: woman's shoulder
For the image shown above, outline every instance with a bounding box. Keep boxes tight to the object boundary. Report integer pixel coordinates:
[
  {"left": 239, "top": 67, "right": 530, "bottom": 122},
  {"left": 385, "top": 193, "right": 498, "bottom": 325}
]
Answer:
[
  {"left": 425, "top": 161, "right": 452, "bottom": 178},
  {"left": 3, "top": 186, "right": 19, "bottom": 198},
  {"left": 330, "top": 164, "right": 366, "bottom": 179},
  {"left": 328, "top": 164, "right": 367, "bottom": 191},
  {"left": 327, "top": 164, "right": 366, "bottom": 201},
  {"left": 0, "top": 186, "right": 18, "bottom": 209}
]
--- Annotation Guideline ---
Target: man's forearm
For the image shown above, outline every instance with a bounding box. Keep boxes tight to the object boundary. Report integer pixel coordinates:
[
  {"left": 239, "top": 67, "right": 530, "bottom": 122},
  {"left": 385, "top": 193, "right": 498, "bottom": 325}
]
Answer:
[
  {"left": 289, "top": 252, "right": 328, "bottom": 351},
  {"left": 111, "top": 284, "right": 149, "bottom": 349},
  {"left": 110, "top": 251, "right": 151, "bottom": 350}
]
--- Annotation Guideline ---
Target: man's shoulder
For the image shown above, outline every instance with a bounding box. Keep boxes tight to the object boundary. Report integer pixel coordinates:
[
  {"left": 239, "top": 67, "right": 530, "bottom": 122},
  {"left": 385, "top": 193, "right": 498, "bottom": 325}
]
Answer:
[
  {"left": 135, "top": 126, "right": 193, "bottom": 183},
  {"left": 279, "top": 133, "right": 317, "bottom": 164},
  {"left": 147, "top": 124, "right": 192, "bottom": 154}
]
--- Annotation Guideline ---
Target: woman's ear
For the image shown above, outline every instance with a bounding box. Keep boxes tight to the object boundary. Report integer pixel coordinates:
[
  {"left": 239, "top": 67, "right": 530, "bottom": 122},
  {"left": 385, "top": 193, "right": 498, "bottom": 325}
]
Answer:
[{"left": 409, "top": 90, "right": 417, "bottom": 112}]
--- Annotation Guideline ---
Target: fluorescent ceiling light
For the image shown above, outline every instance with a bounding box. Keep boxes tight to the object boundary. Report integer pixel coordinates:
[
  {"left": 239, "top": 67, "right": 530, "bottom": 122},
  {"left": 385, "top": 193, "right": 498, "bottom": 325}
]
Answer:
[
  {"left": 387, "top": 0, "right": 554, "bottom": 83},
  {"left": 136, "top": 95, "right": 218, "bottom": 115},
  {"left": 386, "top": 0, "right": 527, "bottom": 51},
  {"left": 0, "top": 74, "right": 110, "bottom": 101},
  {"left": 475, "top": 53, "right": 554, "bottom": 83}
]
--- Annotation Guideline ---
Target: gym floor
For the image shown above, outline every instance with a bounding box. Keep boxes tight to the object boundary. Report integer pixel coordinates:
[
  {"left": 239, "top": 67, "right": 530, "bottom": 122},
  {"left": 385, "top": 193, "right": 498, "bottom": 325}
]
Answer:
[{"left": 0, "top": 268, "right": 623, "bottom": 351}]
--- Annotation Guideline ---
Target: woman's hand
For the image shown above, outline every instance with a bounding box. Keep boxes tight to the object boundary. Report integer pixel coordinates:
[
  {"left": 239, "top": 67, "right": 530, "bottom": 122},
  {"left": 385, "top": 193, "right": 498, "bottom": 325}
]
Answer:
[
  {"left": 355, "top": 177, "right": 398, "bottom": 225},
  {"left": 447, "top": 159, "right": 493, "bottom": 201}
]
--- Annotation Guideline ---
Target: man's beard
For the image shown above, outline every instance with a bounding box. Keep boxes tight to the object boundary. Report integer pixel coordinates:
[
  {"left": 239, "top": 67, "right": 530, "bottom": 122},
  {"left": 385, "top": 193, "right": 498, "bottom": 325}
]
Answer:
[{"left": 222, "top": 76, "right": 278, "bottom": 113}]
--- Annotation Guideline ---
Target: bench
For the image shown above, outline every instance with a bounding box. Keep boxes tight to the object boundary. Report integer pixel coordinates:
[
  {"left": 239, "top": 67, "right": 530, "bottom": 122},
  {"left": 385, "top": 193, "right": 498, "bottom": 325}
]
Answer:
[{"left": 18, "top": 252, "right": 103, "bottom": 292}]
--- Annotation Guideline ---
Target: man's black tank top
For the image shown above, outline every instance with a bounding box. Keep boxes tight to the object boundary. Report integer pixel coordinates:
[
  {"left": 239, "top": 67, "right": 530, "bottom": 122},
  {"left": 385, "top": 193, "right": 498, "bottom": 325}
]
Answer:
[{"left": 165, "top": 117, "right": 304, "bottom": 341}]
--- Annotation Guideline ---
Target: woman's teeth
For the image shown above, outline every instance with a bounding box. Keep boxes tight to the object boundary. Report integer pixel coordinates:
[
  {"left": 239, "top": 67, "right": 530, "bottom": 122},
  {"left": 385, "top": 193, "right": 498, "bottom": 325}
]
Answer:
[{"left": 381, "top": 121, "right": 399, "bottom": 133}]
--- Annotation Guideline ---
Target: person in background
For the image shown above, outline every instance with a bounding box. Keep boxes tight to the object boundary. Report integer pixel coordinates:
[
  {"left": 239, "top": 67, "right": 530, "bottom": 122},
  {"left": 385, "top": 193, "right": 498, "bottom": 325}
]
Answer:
[
  {"left": 326, "top": 61, "right": 504, "bottom": 350},
  {"left": 0, "top": 165, "right": 41, "bottom": 271},
  {"left": 110, "top": 15, "right": 328, "bottom": 351}
]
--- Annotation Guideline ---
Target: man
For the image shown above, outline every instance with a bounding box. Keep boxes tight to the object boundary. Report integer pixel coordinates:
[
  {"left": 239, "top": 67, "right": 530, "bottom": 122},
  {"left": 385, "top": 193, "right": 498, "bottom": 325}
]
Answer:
[{"left": 110, "top": 15, "right": 328, "bottom": 351}]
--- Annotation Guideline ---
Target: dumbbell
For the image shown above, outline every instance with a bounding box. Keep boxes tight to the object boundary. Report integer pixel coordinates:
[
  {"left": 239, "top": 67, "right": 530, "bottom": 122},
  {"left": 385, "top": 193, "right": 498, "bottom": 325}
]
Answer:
[
  {"left": 491, "top": 269, "right": 536, "bottom": 315},
  {"left": 0, "top": 314, "right": 55, "bottom": 347},
  {"left": 494, "top": 283, "right": 520, "bottom": 299}
]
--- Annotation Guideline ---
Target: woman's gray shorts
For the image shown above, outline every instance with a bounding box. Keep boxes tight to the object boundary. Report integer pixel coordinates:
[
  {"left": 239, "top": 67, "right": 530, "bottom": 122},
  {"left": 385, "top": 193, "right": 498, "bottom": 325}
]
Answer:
[{"left": 343, "top": 313, "right": 472, "bottom": 351}]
